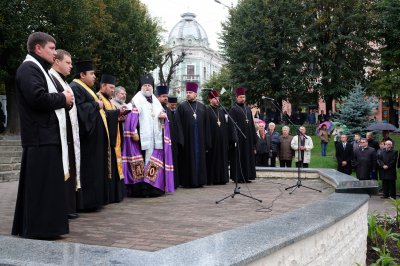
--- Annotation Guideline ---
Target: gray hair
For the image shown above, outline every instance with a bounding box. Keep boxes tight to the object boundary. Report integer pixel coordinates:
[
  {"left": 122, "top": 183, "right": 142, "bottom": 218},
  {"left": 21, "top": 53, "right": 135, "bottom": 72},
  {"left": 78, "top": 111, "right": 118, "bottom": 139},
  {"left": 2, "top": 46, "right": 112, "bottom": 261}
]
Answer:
[
  {"left": 282, "top": 126, "right": 290, "bottom": 131},
  {"left": 114, "top": 86, "right": 126, "bottom": 94}
]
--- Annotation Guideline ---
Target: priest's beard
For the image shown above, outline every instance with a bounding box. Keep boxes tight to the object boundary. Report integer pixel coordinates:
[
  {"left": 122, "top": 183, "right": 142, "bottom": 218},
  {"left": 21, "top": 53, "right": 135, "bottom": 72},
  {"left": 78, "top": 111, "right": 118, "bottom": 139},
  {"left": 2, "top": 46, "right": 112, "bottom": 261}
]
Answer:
[{"left": 141, "top": 88, "right": 153, "bottom": 97}]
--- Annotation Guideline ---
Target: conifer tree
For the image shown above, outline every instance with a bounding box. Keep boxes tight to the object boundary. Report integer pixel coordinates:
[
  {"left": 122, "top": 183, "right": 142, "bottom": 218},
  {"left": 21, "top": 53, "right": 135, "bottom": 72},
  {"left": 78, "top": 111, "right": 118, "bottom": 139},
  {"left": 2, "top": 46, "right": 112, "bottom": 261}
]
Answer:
[{"left": 336, "top": 83, "right": 378, "bottom": 137}]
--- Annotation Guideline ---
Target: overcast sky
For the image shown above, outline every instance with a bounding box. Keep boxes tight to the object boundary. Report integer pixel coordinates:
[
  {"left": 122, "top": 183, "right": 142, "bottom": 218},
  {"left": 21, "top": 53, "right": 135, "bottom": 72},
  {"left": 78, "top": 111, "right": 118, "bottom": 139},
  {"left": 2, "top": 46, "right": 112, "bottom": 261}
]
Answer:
[{"left": 141, "top": 0, "right": 238, "bottom": 51}]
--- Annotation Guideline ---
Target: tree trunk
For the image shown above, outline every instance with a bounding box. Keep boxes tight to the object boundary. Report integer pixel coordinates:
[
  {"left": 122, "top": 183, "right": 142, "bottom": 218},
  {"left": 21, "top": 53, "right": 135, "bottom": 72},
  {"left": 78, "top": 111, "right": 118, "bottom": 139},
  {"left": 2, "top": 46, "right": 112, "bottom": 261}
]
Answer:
[
  {"left": 5, "top": 78, "right": 20, "bottom": 134},
  {"left": 388, "top": 96, "right": 397, "bottom": 127}
]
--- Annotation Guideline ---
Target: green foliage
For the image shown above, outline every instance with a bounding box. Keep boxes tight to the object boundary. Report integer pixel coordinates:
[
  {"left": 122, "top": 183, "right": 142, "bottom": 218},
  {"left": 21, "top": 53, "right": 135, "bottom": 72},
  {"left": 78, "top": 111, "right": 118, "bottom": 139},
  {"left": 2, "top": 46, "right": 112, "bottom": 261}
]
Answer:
[
  {"left": 0, "top": 0, "right": 163, "bottom": 131},
  {"left": 201, "top": 66, "right": 235, "bottom": 107},
  {"left": 369, "top": 211, "right": 400, "bottom": 265},
  {"left": 220, "top": 0, "right": 375, "bottom": 106},
  {"left": 385, "top": 198, "right": 400, "bottom": 229},
  {"left": 336, "top": 83, "right": 378, "bottom": 136}
]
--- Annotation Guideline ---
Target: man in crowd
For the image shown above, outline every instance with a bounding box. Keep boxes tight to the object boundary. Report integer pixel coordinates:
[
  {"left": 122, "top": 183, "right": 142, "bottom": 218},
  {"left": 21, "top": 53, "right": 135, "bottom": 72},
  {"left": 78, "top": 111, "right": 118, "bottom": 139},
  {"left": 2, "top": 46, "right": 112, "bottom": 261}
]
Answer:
[
  {"left": 206, "top": 89, "right": 230, "bottom": 185},
  {"left": 335, "top": 134, "right": 353, "bottom": 175},
  {"left": 156, "top": 85, "right": 182, "bottom": 188},
  {"left": 70, "top": 60, "right": 109, "bottom": 210},
  {"left": 352, "top": 132, "right": 361, "bottom": 152},
  {"left": 353, "top": 138, "right": 377, "bottom": 180},
  {"left": 266, "top": 122, "right": 280, "bottom": 167},
  {"left": 123, "top": 75, "right": 174, "bottom": 196},
  {"left": 168, "top": 96, "right": 178, "bottom": 114},
  {"left": 174, "top": 82, "right": 210, "bottom": 187},
  {"left": 50, "top": 49, "right": 81, "bottom": 219},
  {"left": 307, "top": 109, "right": 316, "bottom": 125},
  {"left": 255, "top": 120, "right": 268, "bottom": 167},
  {"left": 377, "top": 140, "right": 398, "bottom": 199},
  {"left": 111, "top": 86, "right": 127, "bottom": 109},
  {"left": 366, "top": 131, "right": 380, "bottom": 151},
  {"left": 279, "top": 126, "right": 293, "bottom": 167},
  {"left": 291, "top": 126, "right": 314, "bottom": 168},
  {"left": 318, "top": 110, "right": 327, "bottom": 124},
  {"left": 97, "top": 74, "right": 125, "bottom": 203},
  {"left": 13, "top": 32, "right": 73, "bottom": 239},
  {"left": 229, "top": 87, "right": 257, "bottom": 183}
]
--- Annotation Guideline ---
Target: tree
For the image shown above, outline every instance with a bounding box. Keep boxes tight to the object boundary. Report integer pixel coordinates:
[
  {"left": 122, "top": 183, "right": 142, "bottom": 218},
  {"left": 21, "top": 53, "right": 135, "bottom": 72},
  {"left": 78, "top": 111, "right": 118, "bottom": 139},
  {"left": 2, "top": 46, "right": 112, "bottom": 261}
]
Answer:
[
  {"left": 302, "top": 0, "right": 376, "bottom": 111},
  {"left": 220, "top": 0, "right": 310, "bottom": 106},
  {"left": 0, "top": 0, "right": 163, "bottom": 132},
  {"left": 201, "top": 66, "right": 234, "bottom": 107},
  {"left": 370, "top": 0, "right": 400, "bottom": 126},
  {"left": 157, "top": 49, "right": 185, "bottom": 87},
  {"left": 336, "top": 83, "right": 378, "bottom": 136}
]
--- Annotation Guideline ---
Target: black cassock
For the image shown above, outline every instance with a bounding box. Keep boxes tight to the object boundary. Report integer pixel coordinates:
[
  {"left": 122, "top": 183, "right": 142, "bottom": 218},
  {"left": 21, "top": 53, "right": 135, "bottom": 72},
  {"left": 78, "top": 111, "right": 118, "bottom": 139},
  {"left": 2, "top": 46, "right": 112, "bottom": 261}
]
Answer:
[
  {"left": 103, "top": 104, "right": 125, "bottom": 203},
  {"left": 353, "top": 146, "right": 377, "bottom": 180},
  {"left": 163, "top": 104, "right": 183, "bottom": 188},
  {"left": 206, "top": 106, "right": 230, "bottom": 185},
  {"left": 70, "top": 81, "right": 108, "bottom": 209},
  {"left": 174, "top": 100, "right": 211, "bottom": 187},
  {"left": 229, "top": 103, "right": 257, "bottom": 182},
  {"left": 12, "top": 56, "right": 69, "bottom": 238}
]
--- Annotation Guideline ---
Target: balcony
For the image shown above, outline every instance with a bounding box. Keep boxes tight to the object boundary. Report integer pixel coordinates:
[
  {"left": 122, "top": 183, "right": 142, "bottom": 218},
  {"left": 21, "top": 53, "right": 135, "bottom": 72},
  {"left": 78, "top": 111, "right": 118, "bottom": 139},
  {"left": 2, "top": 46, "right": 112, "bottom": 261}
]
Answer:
[{"left": 182, "top": 75, "right": 200, "bottom": 83}]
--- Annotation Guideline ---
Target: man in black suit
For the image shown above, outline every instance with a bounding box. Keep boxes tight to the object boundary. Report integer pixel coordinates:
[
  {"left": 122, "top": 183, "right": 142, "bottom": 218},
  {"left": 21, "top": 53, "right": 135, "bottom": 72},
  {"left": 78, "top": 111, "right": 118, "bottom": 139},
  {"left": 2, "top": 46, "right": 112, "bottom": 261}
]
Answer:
[{"left": 335, "top": 134, "right": 353, "bottom": 175}]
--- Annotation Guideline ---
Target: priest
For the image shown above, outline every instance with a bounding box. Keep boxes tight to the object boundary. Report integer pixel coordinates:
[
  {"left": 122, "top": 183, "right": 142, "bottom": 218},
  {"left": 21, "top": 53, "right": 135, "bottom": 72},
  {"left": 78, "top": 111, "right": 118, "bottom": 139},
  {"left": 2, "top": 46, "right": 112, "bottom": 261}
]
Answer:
[
  {"left": 70, "top": 61, "right": 109, "bottom": 210},
  {"left": 49, "top": 49, "right": 81, "bottom": 219},
  {"left": 206, "top": 90, "right": 230, "bottom": 185},
  {"left": 123, "top": 75, "right": 175, "bottom": 197},
  {"left": 156, "top": 85, "right": 182, "bottom": 188},
  {"left": 228, "top": 87, "right": 257, "bottom": 183},
  {"left": 97, "top": 74, "right": 125, "bottom": 203},
  {"left": 174, "top": 82, "right": 211, "bottom": 187}
]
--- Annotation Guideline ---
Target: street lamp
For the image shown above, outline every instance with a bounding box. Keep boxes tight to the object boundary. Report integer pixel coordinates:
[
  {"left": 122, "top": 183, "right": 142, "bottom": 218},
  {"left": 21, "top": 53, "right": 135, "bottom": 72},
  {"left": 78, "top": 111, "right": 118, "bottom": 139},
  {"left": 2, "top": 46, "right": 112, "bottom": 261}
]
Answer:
[{"left": 214, "top": 0, "right": 232, "bottom": 9}]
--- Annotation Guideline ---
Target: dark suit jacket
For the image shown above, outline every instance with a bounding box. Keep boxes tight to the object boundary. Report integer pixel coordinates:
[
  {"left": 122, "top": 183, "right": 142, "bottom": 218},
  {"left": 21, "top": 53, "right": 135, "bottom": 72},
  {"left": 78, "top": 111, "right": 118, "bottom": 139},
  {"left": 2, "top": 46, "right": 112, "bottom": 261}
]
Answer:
[{"left": 335, "top": 141, "right": 353, "bottom": 174}]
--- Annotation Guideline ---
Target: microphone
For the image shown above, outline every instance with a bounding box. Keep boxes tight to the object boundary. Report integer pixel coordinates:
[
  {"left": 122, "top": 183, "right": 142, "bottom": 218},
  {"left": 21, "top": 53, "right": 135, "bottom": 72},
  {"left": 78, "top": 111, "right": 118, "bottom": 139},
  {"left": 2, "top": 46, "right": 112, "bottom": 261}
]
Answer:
[{"left": 262, "top": 96, "right": 275, "bottom": 101}]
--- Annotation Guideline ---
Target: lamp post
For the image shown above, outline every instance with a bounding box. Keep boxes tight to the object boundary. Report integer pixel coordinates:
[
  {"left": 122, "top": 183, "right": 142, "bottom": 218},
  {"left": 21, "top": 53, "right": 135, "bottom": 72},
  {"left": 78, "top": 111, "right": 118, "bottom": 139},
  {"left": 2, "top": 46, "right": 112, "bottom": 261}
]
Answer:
[{"left": 214, "top": 0, "right": 232, "bottom": 9}]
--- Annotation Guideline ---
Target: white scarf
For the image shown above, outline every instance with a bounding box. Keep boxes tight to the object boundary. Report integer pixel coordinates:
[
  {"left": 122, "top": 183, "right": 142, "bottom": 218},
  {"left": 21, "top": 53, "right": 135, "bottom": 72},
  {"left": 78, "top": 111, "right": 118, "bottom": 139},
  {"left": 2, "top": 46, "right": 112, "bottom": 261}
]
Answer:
[
  {"left": 49, "top": 68, "right": 81, "bottom": 189},
  {"left": 132, "top": 92, "right": 163, "bottom": 163},
  {"left": 24, "top": 55, "right": 69, "bottom": 180}
]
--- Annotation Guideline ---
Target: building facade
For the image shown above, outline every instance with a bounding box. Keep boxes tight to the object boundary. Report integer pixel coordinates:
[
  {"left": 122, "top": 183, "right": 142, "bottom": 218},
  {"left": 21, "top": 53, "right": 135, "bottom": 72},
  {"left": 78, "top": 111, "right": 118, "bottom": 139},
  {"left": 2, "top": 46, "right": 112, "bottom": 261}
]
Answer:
[{"left": 152, "top": 12, "right": 224, "bottom": 100}]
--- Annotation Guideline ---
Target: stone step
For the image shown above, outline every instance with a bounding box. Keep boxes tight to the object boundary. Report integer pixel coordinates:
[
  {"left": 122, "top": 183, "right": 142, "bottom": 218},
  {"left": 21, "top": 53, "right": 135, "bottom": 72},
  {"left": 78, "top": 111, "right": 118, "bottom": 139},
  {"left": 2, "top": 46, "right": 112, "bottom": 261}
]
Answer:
[
  {"left": 0, "top": 150, "right": 22, "bottom": 157},
  {"left": 0, "top": 170, "right": 20, "bottom": 182},
  {"left": 0, "top": 145, "right": 23, "bottom": 152},
  {"left": 0, "top": 163, "right": 21, "bottom": 172},
  {"left": 0, "top": 156, "right": 21, "bottom": 164},
  {"left": 0, "top": 139, "right": 21, "bottom": 146}
]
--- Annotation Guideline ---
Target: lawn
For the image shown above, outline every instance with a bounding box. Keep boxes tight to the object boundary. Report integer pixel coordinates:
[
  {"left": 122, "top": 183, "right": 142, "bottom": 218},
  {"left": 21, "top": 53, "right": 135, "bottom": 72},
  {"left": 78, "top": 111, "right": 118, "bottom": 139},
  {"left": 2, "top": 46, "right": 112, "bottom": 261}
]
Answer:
[{"left": 308, "top": 135, "right": 400, "bottom": 191}]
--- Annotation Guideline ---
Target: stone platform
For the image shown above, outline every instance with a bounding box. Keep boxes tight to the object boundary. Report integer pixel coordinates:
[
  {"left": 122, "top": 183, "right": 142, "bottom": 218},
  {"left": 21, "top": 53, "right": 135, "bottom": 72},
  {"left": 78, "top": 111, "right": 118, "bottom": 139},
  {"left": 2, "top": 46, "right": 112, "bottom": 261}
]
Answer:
[{"left": 0, "top": 178, "right": 332, "bottom": 252}]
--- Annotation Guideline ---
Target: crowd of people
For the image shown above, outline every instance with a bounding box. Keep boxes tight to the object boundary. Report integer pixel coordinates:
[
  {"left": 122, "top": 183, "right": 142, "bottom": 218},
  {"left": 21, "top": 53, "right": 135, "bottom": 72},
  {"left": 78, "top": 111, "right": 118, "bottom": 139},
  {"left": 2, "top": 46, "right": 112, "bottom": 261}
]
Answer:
[
  {"left": 11, "top": 32, "right": 263, "bottom": 239},
  {"left": 11, "top": 32, "right": 398, "bottom": 240}
]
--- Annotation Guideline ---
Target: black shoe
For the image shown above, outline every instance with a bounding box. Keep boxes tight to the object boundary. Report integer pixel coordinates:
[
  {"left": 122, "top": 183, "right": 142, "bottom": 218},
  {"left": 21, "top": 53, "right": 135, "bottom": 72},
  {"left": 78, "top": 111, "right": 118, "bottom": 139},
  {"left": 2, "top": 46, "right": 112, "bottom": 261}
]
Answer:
[
  {"left": 245, "top": 180, "right": 252, "bottom": 183},
  {"left": 68, "top": 213, "right": 79, "bottom": 219}
]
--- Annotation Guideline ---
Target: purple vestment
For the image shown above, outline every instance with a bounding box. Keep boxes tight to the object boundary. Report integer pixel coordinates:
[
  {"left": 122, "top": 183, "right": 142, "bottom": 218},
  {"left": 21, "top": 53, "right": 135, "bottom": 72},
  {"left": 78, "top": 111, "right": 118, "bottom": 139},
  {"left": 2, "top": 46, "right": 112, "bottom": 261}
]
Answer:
[{"left": 122, "top": 106, "right": 174, "bottom": 192}]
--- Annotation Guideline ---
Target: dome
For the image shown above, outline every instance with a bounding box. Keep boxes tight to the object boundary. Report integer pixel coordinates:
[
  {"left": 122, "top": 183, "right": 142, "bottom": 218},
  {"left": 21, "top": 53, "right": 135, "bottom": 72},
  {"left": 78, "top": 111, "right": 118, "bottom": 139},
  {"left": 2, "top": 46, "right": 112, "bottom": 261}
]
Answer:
[{"left": 168, "top": 12, "right": 209, "bottom": 48}]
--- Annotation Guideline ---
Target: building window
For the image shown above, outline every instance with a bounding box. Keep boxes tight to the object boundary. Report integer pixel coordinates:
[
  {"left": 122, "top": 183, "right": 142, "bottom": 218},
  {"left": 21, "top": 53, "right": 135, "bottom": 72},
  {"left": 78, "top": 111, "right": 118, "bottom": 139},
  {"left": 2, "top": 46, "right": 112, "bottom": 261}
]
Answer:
[
  {"left": 203, "top": 67, "right": 207, "bottom": 79},
  {"left": 187, "top": 65, "right": 194, "bottom": 76}
]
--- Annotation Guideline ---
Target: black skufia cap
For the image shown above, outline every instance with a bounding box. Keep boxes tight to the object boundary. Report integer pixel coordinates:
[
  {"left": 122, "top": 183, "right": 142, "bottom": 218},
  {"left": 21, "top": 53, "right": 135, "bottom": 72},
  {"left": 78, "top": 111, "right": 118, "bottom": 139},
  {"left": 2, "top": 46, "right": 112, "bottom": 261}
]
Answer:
[
  {"left": 156, "top": 85, "right": 169, "bottom": 96},
  {"left": 74, "top": 60, "right": 94, "bottom": 74},
  {"left": 138, "top": 74, "right": 154, "bottom": 90},
  {"left": 101, "top": 74, "right": 116, "bottom": 85},
  {"left": 168, "top": 96, "right": 178, "bottom": 103}
]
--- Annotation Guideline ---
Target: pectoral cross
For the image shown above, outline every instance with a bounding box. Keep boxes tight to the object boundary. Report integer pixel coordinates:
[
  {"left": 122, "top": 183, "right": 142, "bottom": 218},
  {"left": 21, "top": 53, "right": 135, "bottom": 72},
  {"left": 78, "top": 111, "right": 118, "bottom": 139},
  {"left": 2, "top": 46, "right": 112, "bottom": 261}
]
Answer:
[
  {"left": 217, "top": 120, "right": 221, "bottom": 127},
  {"left": 246, "top": 119, "right": 249, "bottom": 124},
  {"left": 193, "top": 113, "right": 197, "bottom": 119}
]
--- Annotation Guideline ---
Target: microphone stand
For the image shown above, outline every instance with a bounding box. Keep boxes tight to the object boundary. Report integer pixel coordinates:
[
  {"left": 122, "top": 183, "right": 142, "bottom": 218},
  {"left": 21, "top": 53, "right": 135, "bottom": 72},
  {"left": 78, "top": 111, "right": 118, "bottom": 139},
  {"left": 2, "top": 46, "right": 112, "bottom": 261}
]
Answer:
[
  {"left": 210, "top": 90, "right": 262, "bottom": 204},
  {"left": 262, "top": 97, "right": 321, "bottom": 194}
]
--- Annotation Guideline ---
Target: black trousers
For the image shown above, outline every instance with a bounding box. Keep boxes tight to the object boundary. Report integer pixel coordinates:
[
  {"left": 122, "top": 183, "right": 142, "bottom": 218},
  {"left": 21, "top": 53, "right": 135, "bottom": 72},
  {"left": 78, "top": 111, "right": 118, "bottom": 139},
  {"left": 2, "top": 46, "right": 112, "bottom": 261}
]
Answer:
[
  {"left": 256, "top": 153, "right": 268, "bottom": 167},
  {"left": 295, "top": 161, "right": 309, "bottom": 168},
  {"left": 382, "top": 179, "right": 396, "bottom": 198},
  {"left": 280, "top": 160, "right": 292, "bottom": 168}
]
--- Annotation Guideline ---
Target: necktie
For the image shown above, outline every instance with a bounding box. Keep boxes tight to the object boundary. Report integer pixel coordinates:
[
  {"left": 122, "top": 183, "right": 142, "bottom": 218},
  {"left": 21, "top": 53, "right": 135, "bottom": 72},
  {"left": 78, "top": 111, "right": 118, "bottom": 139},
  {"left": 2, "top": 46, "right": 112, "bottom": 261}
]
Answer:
[{"left": 343, "top": 143, "right": 346, "bottom": 149}]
